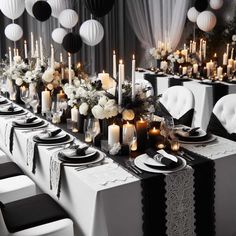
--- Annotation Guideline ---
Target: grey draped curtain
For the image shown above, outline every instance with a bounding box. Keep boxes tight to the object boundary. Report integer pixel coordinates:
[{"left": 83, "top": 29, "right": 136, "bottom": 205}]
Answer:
[{"left": 0, "top": 0, "right": 137, "bottom": 78}]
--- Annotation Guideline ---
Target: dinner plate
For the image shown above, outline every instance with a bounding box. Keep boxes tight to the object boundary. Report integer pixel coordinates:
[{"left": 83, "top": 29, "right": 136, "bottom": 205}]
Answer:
[
  {"left": 14, "top": 122, "right": 47, "bottom": 130},
  {"left": 14, "top": 118, "right": 42, "bottom": 126},
  {"left": 34, "top": 135, "right": 74, "bottom": 146},
  {"left": 62, "top": 150, "right": 105, "bottom": 166},
  {"left": 36, "top": 132, "right": 67, "bottom": 141},
  {"left": 179, "top": 134, "right": 217, "bottom": 144},
  {"left": 134, "top": 154, "right": 186, "bottom": 174},
  {"left": 33, "top": 133, "right": 72, "bottom": 145},
  {"left": 177, "top": 129, "right": 207, "bottom": 139}
]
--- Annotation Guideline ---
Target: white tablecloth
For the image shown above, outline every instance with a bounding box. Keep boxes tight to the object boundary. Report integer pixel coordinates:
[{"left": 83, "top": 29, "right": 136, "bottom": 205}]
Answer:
[
  {"left": 1, "top": 105, "right": 236, "bottom": 236},
  {"left": 136, "top": 71, "right": 236, "bottom": 130}
]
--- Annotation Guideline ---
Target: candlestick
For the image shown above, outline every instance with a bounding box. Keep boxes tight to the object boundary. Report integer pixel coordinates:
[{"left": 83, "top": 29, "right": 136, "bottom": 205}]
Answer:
[
  {"left": 217, "top": 66, "right": 223, "bottom": 78},
  {"left": 226, "top": 43, "right": 229, "bottom": 59},
  {"left": 136, "top": 118, "right": 147, "bottom": 151},
  {"left": 231, "top": 48, "right": 234, "bottom": 59},
  {"left": 24, "top": 40, "right": 28, "bottom": 59},
  {"left": 31, "top": 32, "right": 34, "bottom": 58},
  {"left": 223, "top": 53, "right": 228, "bottom": 65},
  {"left": 113, "top": 50, "right": 117, "bottom": 78},
  {"left": 50, "top": 44, "right": 54, "bottom": 69},
  {"left": 227, "top": 64, "right": 232, "bottom": 76},
  {"left": 60, "top": 53, "right": 63, "bottom": 63},
  {"left": 16, "top": 49, "right": 19, "bottom": 57},
  {"left": 39, "top": 37, "right": 44, "bottom": 66},
  {"left": 118, "top": 59, "right": 124, "bottom": 106},
  {"left": 108, "top": 123, "right": 120, "bottom": 147},
  {"left": 9, "top": 47, "right": 13, "bottom": 68},
  {"left": 41, "top": 89, "right": 51, "bottom": 114},
  {"left": 131, "top": 54, "right": 136, "bottom": 101},
  {"left": 122, "top": 122, "right": 135, "bottom": 145},
  {"left": 68, "top": 53, "right": 72, "bottom": 86},
  {"left": 203, "top": 41, "right": 206, "bottom": 60}
]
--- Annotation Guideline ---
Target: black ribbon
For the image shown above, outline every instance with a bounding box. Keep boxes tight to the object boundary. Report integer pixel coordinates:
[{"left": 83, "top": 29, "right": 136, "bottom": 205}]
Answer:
[
  {"left": 200, "top": 82, "right": 229, "bottom": 105},
  {"left": 168, "top": 77, "right": 191, "bottom": 87},
  {"left": 207, "top": 113, "right": 236, "bottom": 141},
  {"left": 156, "top": 102, "right": 194, "bottom": 127}
]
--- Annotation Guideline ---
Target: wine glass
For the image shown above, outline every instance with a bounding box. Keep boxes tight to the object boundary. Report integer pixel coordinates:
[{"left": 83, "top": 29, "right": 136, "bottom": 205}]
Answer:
[
  {"left": 20, "top": 87, "right": 31, "bottom": 108},
  {"left": 84, "top": 117, "right": 101, "bottom": 142},
  {"left": 164, "top": 116, "right": 174, "bottom": 130},
  {"left": 8, "top": 84, "right": 17, "bottom": 101},
  {"left": 29, "top": 93, "right": 39, "bottom": 113}
]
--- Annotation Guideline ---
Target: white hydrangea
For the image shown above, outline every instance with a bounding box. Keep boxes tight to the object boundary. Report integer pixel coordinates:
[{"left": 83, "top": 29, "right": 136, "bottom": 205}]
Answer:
[
  {"left": 42, "top": 69, "right": 54, "bottom": 83},
  {"left": 15, "top": 78, "right": 23, "bottom": 86},
  {"left": 79, "top": 102, "right": 89, "bottom": 116}
]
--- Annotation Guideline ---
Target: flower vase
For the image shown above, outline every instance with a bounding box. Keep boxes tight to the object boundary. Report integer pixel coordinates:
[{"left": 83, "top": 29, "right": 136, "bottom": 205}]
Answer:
[
  {"left": 15, "top": 86, "right": 24, "bottom": 104},
  {"left": 100, "top": 119, "right": 109, "bottom": 139}
]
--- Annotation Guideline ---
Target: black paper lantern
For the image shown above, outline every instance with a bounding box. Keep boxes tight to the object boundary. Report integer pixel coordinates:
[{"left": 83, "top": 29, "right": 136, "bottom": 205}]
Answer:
[
  {"left": 194, "top": 0, "right": 208, "bottom": 12},
  {"left": 62, "top": 33, "right": 83, "bottom": 54},
  {"left": 84, "top": 0, "right": 115, "bottom": 17},
  {"left": 33, "top": 1, "right": 52, "bottom": 22}
]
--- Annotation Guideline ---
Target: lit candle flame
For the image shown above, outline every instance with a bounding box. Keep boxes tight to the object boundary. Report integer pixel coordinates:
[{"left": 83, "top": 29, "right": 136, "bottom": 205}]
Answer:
[{"left": 119, "top": 59, "right": 123, "bottom": 64}]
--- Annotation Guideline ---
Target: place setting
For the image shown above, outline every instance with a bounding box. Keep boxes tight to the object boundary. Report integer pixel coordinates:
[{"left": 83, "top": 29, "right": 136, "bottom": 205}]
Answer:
[{"left": 0, "top": 104, "right": 27, "bottom": 116}]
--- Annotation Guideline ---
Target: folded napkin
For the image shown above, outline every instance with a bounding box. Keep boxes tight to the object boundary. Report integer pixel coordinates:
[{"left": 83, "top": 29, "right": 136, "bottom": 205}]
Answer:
[
  {"left": 58, "top": 146, "right": 89, "bottom": 159},
  {"left": 25, "top": 117, "right": 38, "bottom": 123},
  {"left": 37, "top": 128, "right": 62, "bottom": 139},
  {"left": 175, "top": 127, "right": 200, "bottom": 137},
  {"left": 0, "top": 105, "right": 15, "bottom": 112},
  {"left": 146, "top": 148, "right": 177, "bottom": 167}
]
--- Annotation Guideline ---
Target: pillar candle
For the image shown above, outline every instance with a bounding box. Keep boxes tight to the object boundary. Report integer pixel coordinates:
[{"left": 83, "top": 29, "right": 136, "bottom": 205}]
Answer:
[
  {"left": 31, "top": 32, "right": 34, "bottom": 58},
  {"left": 39, "top": 37, "right": 44, "bottom": 66},
  {"left": 182, "top": 66, "right": 187, "bottom": 75},
  {"left": 223, "top": 53, "right": 228, "bottom": 65},
  {"left": 50, "top": 44, "right": 54, "bottom": 69},
  {"left": 108, "top": 123, "right": 120, "bottom": 147},
  {"left": 189, "top": 40, "right": 192, "bottom": 53},
  {"left": 193, "top": 63, "right": 198, "bottom": 74},
  {"left": 98, "top": 70, "right": 111, "bottom": 90},
  {"left": 192, "top": 41, "right": 196, "bottom": 53},
  {"left": 227, "top": 64, "right": 232, "bottom": 76},
  {"left": 203, "top": 41, "right": 206, "bottom": 59},
  {"left": 24, "top": 40, "right": 28, "bottom": 59},
  {"left": 122, "top": 122, "right": 135, "bottom": 145},
  {"left": 60, "top": 53, "right": 63, "bottom": 63},
  {"left": 113, "top": 50, "right": 117, "bottom": 78},
  {"left": 148, "top": 127, "right": 161, "bottom": 146},
  {"left": 217, "top": 66, "right": 223, "bottom": 78},
  {"left": 228, "top": 58, "right": 234, "bottom": 67},
  {"left": 206, "top": 62, "right": 211, "bottom": 77},
  {"left": 136, "top": 118, "right": 147, "bottom": 150},
  {"left": 68, "top": 53, "right": 72, "bottom": 85},
  {"left": 35, "top": 40, "right": 39, "bottom": 58},
  {"left": 131, "top": 54, "right": 136, "bottom": 101},
  {"left": 41, "top": 89, "right": 51, "bottom": 113},
  {"left": 118, "top": 60, "right": 124, "bottom": 106},
  {"left": 71, "top": 106, "right": 78, "bottom": 122},
  {"left": 231, "top": 48, "right": 234, "bottom": 59},
  {"left": 234, "top": 60, "right": 236, "bottom": 70}
]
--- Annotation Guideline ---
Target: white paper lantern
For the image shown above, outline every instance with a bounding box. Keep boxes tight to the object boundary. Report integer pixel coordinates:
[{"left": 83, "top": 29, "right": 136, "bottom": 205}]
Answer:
[
  {"left": 210, "top": 0, "right": 223, "bottom": 10},
  {"left": 52, "top": 28, "right": 67, "bottom": 44},
  {"left": 59, "top": 9, "right": 78, "bottom": 29},
  {"left": 187, "top": 7, "right": 200, "bottom": 23},
  {"left": 5, "top": 23, "right": 23, "bottom": 41},
  {"left": 25, "top": 0, "right": 37, "bottom": 17},
  {"left": 79, "top": 19, "right": 104, "bottom": 46},
  {"left": 197, "top": 11, "right": 217, "bottom": 32},
  {"left": 1, "top": 0, "right": 25, "bottom": 20},
  {"left": 48, "top": 0, "right": 66, "bottom": 18}
]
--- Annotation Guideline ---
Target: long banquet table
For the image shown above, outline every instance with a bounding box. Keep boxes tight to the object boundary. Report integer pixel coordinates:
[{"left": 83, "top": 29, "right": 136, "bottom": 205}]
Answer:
[
  {"left": 1, "top": 100, "right": 236, "bottom": 236},
  {"left": 136, "top": 69, "right": 236, "bottom": 130}
]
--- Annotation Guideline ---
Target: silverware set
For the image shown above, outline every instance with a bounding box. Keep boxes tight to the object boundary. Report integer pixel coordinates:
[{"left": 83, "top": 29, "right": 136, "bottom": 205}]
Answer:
[
  {"left": 177, "top": 150, "right": 194, "bottom": 162},
  {"left": 75, "top": 160, "right": 108, "bottom": 171},
  {"left": 125, "top": 159, "right": 142, "bottom": 174}
]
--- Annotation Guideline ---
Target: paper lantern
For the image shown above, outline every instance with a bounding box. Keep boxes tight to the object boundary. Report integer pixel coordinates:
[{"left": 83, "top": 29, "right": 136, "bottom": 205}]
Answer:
[
  {"left": 187, "top": 7, "right": 200, "bottom": 23},
  {"left": 210, "top": 0, "right": 224, "bottom": 10},
  {"left": 1, "top": 0, "right": 25, "bottom": 20},
  {"left": 59, "top": 9, "right": 78, "bottom": 29},
  {"left": 197, "top": 11, "right": 217, "bottom": 32},
  {"left": 32, "top": 1, "right": 52, "bottom": 21},
  {"left": 84, "top": 0, "right": 115, "bottom": 17},
  {"left": 194, "top": 0, "right": 208, "bottom": 12},
  {"left": 25, "top": 0, "right": 37, "bottom": 17},
  {"left": 62, "top": 33, "right": 82, "bottom": 54},
  {"left": 48, "top": 0, "right": 66, "bottom": 18},
  {"left": 52, "top": 28, "right": 67, "bottom": 44},
  {"left": 79, "top": 20, "right": 104, "bottom": 46},
  {"left": 5, "top": 23, "right": 23, "bottom": 41}
]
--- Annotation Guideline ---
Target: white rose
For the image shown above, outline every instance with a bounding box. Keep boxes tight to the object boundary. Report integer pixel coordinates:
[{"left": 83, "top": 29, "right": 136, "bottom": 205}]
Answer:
[
  {"left": 122, "top": 109, "right": 135, "bottom": 120},
  {"left": 42, "top": 69, "right": 54, "bottom": 83},
  {"left": 13, "top": 56, "right": 21, "bottom": 63},
  {"left": 98, "top": 96, "right": 108, "bottom": 106},
  {"left": 25, "top": 71, "right": 32, "bottom": 77},
  {"left": 232, "top": 35, "right": 236, "bottom": 42},
  {"left": 15, "top": 78, "right": 23, "bottom": 86},
  {"left": 79, "top": 102, "right": 89, "bottom": 116},
  {"left": 91, "top": 105, "right": 105, "bottom": 119}
]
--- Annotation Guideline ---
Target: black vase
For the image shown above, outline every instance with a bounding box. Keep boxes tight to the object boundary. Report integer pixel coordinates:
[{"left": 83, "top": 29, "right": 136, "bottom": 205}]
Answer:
[{"left": 15, "top": 86, "right": 24, "bottom": 105}]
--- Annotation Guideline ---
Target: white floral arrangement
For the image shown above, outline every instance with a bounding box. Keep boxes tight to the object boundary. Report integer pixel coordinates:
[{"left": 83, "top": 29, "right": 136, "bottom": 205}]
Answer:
[
  {"left": 167, "top": 51, "right": 185, "bottom": 64},
  {"left": 232, "top": 35, "right": 236, "bottom": 45},
  {"left": 149, "top": 43, "right": 172, "bottom": 60},
  {"left": 63, "top": 78, "right": 119, "bottom": 120}
]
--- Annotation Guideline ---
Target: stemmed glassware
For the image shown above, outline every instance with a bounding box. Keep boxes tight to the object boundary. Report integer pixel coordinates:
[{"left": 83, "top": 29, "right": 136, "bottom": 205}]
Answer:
[
  {"left": 29, "top": 93, "right": 40, "bottom": 113},
  {"left": 84, "top": 117, "right": 101, "bottom": 143},
  {"left": 20, "top": 87, "right": 32, "bottom": 108}
]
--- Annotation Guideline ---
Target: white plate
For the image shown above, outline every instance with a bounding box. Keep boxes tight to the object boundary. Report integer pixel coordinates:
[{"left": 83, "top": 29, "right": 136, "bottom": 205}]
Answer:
[
  {"left": 134, "top": 154, "right": 186, "bottom": 174},
  {"left": 63, "top": 150, "right": 105, "bottom": 166},
  {"left": 14, "top": 118, "right": 42, "bottom": 126},
  {"left": 15, "top": 123, "right": 48, "bottom": 130},
  {"left": 37, "top": 132, "right": 67, "bottom": 140},
  {"left": 179, "top": 135, "right": 217, "bottom": 144},
  {"left": 177, "top": 129, "right": 207, "bottom": 139},
  {"left": 143, "top": 154, "right": 178, "bottom": 167}
]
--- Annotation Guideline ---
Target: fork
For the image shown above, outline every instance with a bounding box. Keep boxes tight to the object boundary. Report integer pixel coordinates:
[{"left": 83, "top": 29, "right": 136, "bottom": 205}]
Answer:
[
  {"left": 125, "top": 159, "right": 142, "bottom": 174},
  {"left": 177, "top": 150, "right": 194, "bottom": 161}
]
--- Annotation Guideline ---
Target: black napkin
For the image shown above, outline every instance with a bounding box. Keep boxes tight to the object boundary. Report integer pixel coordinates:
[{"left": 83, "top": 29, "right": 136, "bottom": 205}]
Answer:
[
  {"left": 146, "top": 148, "right": 176, "bottom": 167},
  {"left": 207, "top": 113, "right": 236, "bottom": 141},
  {"left": 156, "top": 102, "right": 194, "bottom": 127},
  {"left": 38, "top": 128, "right": 62, "bottom": 139},
  {"left": 25, "top": 117, "right": 38, "bottom": 123}
]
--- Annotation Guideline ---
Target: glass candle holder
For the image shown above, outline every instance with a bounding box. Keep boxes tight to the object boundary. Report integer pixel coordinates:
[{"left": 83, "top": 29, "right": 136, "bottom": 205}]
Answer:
[
  {"left": 67, "top": 118, "right": 72, "bottom": 130},
  {"left": 170, "top": 138, "right": 180, "bottom": 152},
  {"left": 85, "top": 131, "right": 93, "bottom": 143},
  {"left": 72, "top": 121, "right": 78, "bottom": 133}
]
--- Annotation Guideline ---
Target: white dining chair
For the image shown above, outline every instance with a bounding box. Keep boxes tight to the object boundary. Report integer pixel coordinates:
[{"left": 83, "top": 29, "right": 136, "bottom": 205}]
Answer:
[
  {"left": 207, "top": 94, "right": 236, "bottom": 139},
  {"left": 0, "top": 162, "right": 36, "bottom": 204},
  {"left": 159, "top": 86, "right": 195, "bottom": 126},
  {"left": 0, "top": 194, "right": 74, "bottom": 236}
]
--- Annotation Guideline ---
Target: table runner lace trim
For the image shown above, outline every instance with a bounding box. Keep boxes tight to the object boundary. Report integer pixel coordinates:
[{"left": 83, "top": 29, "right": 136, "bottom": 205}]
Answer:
[
  {"left": 26, "top": 137, "right": 38, "bottom": 173},
  {"left": 165, "top": 166, "right": 196, "bottom": 236}
]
